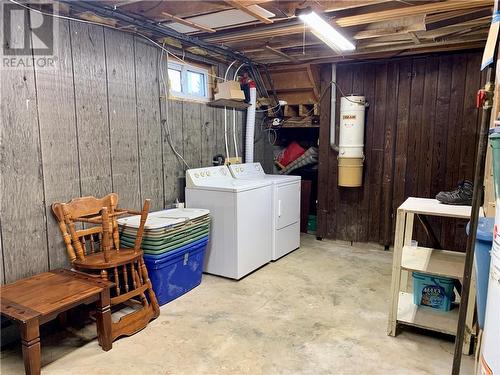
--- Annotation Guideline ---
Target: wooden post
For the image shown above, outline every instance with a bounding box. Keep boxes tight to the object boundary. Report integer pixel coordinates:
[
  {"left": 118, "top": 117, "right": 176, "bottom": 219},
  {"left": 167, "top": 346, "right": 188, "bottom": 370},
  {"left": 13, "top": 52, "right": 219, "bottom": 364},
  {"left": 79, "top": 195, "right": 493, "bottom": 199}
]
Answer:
[{"left": 387, "top": 208, "right": 406, "bottom": 336}]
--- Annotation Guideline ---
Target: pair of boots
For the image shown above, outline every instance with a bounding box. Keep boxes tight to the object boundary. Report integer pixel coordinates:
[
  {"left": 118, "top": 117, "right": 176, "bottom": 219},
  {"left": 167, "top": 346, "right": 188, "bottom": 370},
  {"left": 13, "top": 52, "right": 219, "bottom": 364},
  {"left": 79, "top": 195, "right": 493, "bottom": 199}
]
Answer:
[{"left": 436, "top": 180, "right": 474, "bottom": 206}]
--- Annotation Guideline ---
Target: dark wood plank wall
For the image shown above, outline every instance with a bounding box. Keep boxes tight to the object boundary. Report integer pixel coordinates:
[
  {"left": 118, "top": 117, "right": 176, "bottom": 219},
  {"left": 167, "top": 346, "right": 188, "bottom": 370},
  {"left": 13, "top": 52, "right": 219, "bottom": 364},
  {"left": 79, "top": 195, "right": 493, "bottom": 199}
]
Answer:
[
  {"left": 0, "top": 19, "right": 254, "bottom": 284},
  {"left": 317, "top": 51, "right": 485, "bottom": 250}
]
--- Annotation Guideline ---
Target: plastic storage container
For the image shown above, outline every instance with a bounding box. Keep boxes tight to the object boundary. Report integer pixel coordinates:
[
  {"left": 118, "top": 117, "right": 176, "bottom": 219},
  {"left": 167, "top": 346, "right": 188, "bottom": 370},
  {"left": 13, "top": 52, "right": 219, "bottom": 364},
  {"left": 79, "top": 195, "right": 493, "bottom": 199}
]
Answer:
[
  {"left": 307, "top": 215, "right": 317, "bottom": 234},
  {"left": 143, "top": 238, "right": 208, "bottom": 306},
  {"left": 412, "top": 272, "right": 456, "bottom": 311},
  {"left": 466, "top": 217, "right": 494, "bottom": 329}
]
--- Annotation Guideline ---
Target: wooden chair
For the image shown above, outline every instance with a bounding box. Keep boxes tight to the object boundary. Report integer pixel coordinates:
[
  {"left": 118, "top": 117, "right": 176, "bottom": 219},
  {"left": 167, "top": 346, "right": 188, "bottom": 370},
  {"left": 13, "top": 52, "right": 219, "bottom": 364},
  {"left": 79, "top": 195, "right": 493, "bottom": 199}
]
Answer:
[{"left": 51, "top": 193, "right": 160, "bottom": 343}]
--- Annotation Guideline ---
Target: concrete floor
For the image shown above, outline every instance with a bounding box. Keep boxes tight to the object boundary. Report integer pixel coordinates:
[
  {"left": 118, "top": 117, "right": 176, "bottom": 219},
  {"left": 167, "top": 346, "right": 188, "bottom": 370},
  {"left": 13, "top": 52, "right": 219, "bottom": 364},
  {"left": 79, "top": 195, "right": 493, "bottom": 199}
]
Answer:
[{"left": 1, "top": 234, "right": 474, "bottom": 374}]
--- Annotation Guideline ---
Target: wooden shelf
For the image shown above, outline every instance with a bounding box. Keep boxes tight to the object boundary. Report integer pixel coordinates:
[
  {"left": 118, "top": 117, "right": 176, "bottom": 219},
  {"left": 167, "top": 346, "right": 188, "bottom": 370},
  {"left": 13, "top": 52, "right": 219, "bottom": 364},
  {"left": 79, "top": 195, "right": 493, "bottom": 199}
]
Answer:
[
  {"left": 397, "top": 292, "right": 459, "bottom": 335},
  {"left": 208, "top": 99, "right": 250, "bottom": 110},
  {"left": 401, "top": 245, "right": 465, "bottom": 279},
  {"left": 398, "top": 198, "right": 480, "bottom": 219}
]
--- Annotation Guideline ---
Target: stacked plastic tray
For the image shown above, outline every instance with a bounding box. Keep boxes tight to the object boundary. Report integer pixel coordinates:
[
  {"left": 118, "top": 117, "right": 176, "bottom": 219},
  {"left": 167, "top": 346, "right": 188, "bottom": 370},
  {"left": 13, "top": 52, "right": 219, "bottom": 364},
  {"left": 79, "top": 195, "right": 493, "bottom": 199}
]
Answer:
[{"left": 117, "top": 208, "right": 210, "bottom": 305}]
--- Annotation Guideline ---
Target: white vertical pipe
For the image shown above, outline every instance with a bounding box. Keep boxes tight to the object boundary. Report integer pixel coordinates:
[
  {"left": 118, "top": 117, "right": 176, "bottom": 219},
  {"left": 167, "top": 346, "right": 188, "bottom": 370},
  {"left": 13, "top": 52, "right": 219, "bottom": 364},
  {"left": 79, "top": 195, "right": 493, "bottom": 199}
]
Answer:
[
  {"left": 330, "top": 63, "right": 339, "bottom": 152},
  {"left": 223, "top": 61, "right": 238, "bottom": 158},
  {"left": 232, "top": 109, "right": 239, "bottom": 159},
  {"left": 224, "top": 107, "right": 229, "bottom": 158},
  {"left": 232, "top": 64, "right": 245, "bottom": 160},
  {"left": 245, "top": 86, "right": 257, "bottom": 163}
]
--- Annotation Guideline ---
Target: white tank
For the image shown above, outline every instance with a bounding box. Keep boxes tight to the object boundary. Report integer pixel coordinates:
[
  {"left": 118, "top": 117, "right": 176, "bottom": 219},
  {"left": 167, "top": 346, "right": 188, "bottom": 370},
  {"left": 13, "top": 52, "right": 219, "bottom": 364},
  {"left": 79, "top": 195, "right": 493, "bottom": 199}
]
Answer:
[{"left": 339, "top": 95, "right": 366, "bottom": 158}]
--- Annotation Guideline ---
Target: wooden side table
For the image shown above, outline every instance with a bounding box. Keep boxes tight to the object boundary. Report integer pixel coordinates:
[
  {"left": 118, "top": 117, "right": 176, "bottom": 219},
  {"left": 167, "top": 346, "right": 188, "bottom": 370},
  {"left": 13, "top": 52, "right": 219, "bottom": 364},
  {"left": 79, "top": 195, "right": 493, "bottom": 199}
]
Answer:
[
  {"left": 387, "top": 197, "right": 478, "bottom": 355},
  {"left": 1, "top": 269, "right": 113, "bottom": 375}
]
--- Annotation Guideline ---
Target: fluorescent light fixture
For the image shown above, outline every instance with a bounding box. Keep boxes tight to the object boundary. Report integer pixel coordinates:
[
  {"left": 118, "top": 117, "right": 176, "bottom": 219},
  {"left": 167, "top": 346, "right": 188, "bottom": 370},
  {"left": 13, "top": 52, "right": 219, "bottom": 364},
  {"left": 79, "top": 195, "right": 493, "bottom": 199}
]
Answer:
[{"left": 299, "top": 11, "right": 355, "bottom": 52}]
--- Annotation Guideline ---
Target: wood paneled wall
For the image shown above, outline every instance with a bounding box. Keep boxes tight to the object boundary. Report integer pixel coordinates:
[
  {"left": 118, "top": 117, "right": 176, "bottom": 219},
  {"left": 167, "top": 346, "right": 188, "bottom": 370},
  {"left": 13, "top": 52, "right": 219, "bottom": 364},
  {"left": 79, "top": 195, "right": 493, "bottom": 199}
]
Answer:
[
  {"left": 0, "top": 20, "right": 249, "bottom": 283},
  {"left": 317, "top": 51, "right": 485, "bottom": 250}
]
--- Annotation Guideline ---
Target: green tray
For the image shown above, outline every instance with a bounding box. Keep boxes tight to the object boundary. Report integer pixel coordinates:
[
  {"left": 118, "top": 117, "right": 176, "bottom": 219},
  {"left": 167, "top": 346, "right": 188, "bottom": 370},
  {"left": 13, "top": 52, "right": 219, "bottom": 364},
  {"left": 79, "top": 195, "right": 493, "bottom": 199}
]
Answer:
[
  {"left": 121, "top": 223, "right": 210, "bottom": 246},
  {"left": 123, "top": 231, "right": 210, "bottom": 255},
  {"left": 119, "top": 217, "right": 210, "bottom": 239}
]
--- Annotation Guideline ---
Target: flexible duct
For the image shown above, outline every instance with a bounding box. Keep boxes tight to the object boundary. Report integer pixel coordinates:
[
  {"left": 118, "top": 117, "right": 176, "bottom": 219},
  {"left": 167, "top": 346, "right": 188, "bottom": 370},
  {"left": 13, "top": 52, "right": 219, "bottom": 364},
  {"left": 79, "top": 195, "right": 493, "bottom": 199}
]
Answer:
[{"left": 245, "top": 85, "right": 257, "bottom": 162}]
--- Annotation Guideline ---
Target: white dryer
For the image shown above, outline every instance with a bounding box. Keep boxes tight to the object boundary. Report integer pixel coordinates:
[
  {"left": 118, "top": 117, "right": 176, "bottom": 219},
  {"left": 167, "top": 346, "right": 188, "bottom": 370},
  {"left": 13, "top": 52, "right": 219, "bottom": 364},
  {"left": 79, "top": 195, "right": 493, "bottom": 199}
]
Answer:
[
  {"left": 185, "top": 166, "right": 272, "bottom": 279},
  {"left": 228, "top": 163, "right": 301, "bottom": 261}
]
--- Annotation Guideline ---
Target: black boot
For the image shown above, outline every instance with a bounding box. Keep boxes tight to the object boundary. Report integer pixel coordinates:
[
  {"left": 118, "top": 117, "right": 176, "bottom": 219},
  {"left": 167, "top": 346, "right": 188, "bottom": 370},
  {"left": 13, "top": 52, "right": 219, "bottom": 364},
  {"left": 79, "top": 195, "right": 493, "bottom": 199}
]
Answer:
[{"left": 436, "top": 180, "right": 473, "bottom": 206}]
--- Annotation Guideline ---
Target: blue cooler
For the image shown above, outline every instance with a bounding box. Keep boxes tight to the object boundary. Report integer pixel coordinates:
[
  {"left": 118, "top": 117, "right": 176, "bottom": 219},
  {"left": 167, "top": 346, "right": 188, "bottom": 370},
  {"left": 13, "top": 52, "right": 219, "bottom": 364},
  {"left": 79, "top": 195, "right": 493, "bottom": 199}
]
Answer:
[
  {"left": 466, "top": 217, "right": 494, "bottom": 329},
  {"left": 144, "top": 237, "right": 208, "bottom": 306}
]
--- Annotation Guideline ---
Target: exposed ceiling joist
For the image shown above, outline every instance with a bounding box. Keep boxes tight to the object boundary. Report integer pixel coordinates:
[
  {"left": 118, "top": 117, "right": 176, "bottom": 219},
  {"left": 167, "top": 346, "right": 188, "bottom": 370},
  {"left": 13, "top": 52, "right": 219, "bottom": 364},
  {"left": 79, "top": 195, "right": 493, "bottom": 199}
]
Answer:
[
  {"left": 264, "top": 44, "right": 298, "bottom": 62},
  {"left": 160, "top": 12, "right": 216, "bottom": 33},
  {"left": 409, "top": 32, "right": 421, "bottom": 44},
  {"left": 425, "top": 8, "right": 492, "bottom": 30},
  {"left": 353, "top": 15, "right": 425, "bottom": 39},
  {"left": 109, "top": 0, "right": 143, "bottom": 8},
  {"left": 55, "top": 0, "right": 492, "bottom": 66},
  {"left": 225, "top": 0, "right": 273, "bottom": 24},
  {"left": 335, "top": 0, "right": 493, "bottom": 27},
  {"left": 59, "top": 0, "right": 256, "bottom": 64}
]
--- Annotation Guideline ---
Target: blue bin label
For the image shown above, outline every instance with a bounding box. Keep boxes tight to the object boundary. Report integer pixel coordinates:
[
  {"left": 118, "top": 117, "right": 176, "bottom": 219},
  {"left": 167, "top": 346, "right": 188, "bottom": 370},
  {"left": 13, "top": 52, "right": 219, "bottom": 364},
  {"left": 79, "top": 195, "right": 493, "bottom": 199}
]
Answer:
[
  {"left": 420, "top": 284, "right": 445, "bottom": 308},
  {"left": 183, "top": 252, "right": 189, "bottom": 265}
]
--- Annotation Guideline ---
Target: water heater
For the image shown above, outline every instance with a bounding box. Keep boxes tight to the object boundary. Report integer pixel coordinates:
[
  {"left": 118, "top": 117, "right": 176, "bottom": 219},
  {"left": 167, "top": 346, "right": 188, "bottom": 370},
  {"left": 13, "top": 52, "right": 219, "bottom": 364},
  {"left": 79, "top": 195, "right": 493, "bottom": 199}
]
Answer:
[{"left": 338, "top": 95, "right": 366, "bottom": 187}]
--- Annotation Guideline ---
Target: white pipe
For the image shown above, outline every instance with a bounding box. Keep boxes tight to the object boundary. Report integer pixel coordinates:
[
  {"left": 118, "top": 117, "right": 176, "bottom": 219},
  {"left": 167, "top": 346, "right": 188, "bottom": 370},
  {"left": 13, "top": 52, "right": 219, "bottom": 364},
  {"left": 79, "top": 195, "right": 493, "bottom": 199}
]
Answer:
[
  {"left": 231, "top": 64, "right": 245, "bottom": 160},
  {"left": 224, "top": 107, "right": 229, "bottom": 158},
  {"left": 232, "top": 109, "right": 238, "bottom": 159},
  {"left": 223, "top": 61, "right": 237, "bottom": 159},
  {"left": 330, "top": 63, "right": 339, "bottom": 152},
  {"left": 245, "top": 86, "right": 257, "bottom": 163},
  {"left": 224, "top": 60, "right": 237, "bottom": 81}
]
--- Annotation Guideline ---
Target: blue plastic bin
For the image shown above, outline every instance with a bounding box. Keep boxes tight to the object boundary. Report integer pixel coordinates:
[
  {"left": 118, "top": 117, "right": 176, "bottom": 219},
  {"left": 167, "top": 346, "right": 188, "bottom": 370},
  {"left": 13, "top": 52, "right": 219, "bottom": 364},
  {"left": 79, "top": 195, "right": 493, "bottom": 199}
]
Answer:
[
  {"left": 144, "top": 238, "right": 208, "bottom": 306},
  {"left": 466, "top": 217, "right": 494, "bottom": 329},
  {"left": 412, "top": 272, "right": 455, "bottom": 311}
]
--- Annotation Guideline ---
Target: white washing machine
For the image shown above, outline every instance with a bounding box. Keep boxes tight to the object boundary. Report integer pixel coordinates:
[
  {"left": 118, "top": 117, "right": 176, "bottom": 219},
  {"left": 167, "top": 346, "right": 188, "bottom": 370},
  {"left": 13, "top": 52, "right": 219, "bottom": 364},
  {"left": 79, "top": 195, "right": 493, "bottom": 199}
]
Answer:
[
  {"left": 228, "top": 162, "right": 301, "bottom": 261},
  {"left": 185, "top": 166, "right": 272, "bottom": 279}
]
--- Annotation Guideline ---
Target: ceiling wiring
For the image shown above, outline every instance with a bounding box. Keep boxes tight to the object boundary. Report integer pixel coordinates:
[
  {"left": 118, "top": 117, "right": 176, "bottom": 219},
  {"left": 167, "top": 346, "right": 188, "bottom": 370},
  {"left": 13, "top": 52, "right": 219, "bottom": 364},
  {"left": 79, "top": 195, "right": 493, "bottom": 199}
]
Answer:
[
  {"left": 8, "top": 0, "right": 229, "bottom": 82},
  {"left": 159, "top": 43, "right": 191, "bottom": 170}
]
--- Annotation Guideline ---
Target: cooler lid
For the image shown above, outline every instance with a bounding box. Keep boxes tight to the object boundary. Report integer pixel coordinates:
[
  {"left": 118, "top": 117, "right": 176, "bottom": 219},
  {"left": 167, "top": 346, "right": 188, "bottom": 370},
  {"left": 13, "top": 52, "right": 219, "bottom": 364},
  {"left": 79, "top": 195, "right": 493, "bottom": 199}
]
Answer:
[{"left": 118, "top": 209, "right": 208, "bottom": 230}]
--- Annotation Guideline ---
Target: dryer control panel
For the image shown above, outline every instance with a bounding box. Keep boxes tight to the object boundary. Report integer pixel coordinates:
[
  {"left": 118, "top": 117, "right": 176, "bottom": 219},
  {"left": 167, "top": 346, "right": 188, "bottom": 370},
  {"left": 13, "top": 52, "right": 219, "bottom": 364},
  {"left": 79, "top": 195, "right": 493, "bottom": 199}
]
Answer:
[
  {"left": 228, "top": 163, "right": 265, "bottom": 178},
  {"left": 186, "top": 166, "right": 232, "bottom": 187}
]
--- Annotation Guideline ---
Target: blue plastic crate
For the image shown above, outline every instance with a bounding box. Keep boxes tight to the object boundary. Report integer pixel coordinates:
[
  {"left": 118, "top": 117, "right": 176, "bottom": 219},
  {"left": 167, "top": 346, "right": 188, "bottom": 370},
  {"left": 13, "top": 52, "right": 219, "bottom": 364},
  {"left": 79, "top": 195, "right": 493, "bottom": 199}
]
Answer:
[
  {"left": 144, "top": 238, "right": 208, "bottom": 306},
  {"left": 412, "top": 272, "right": 456, "bottom": 311}
]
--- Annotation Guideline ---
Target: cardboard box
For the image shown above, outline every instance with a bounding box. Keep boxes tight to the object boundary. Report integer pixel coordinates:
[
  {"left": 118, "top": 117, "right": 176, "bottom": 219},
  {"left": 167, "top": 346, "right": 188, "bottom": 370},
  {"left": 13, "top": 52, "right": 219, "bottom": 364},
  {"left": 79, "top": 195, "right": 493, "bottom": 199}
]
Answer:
[{"left": 215, "top": 80, "right": 245, "bottom": 101}]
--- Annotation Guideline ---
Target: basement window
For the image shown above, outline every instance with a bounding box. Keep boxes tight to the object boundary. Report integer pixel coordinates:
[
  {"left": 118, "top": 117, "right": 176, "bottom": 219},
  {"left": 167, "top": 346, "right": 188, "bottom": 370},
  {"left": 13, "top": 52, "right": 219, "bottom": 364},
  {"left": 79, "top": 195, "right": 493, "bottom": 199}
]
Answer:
[{"left": 167, "top": 62, "right": 209, "bottom": 101}]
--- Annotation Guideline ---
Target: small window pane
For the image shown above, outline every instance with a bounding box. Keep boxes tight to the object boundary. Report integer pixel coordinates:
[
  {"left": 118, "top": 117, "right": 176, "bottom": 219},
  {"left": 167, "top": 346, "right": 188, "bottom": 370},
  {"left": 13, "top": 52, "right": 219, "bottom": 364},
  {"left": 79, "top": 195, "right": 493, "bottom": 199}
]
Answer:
[
  {"left": 168, "top": 68, "right": 182, "bottom": 92},
  {"left": 186, "top": 70, "right": 205, "bottom": 96}
]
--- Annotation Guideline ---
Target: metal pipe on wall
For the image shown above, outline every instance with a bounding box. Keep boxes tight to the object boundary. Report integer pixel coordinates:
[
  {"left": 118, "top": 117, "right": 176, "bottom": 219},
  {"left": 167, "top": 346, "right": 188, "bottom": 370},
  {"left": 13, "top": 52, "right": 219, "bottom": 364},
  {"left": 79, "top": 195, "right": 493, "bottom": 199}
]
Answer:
[{"left": 330, "top": 64, "right": 338, "bottom": 152}]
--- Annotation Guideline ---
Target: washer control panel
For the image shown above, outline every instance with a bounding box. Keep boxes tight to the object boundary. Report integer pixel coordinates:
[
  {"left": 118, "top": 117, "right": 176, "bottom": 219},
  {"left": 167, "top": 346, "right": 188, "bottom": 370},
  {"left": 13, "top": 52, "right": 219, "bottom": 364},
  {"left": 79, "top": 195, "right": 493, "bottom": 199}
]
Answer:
[
  {"left": 186, "top": 166, "right": 232, "bottom": 187},
  {"left": 228, "top": 163, "right": 265, "bottom": 178}
]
